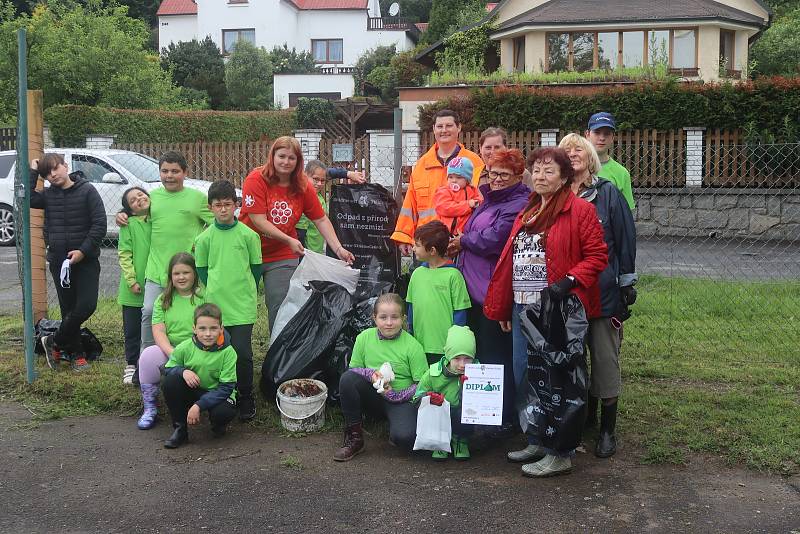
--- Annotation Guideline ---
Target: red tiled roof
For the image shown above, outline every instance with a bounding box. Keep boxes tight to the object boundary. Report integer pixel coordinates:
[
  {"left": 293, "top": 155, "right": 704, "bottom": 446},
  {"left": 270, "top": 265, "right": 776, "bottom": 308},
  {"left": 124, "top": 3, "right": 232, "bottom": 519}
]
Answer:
[
  {"left": 286, "top": 0, "right": 368, "bottom": 9},
  {"left": 415, "top": 22, "right": 429, "bottom": 32},
  {"left": 486, "top": 3, "right": 497, "bottom": 12},
  {"left": 157, "top": 0, "right": 197, "bottom": 16}
]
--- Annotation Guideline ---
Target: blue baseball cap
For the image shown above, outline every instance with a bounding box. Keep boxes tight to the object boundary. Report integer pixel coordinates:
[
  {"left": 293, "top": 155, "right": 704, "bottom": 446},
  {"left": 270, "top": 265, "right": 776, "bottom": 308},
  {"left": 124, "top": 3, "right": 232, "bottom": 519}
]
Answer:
[
  {"left": 446, "top": 157, "right": 474, "bottom": 180},
  {"left": 588, "top": 112, "right": 617, "bottom": 131}
]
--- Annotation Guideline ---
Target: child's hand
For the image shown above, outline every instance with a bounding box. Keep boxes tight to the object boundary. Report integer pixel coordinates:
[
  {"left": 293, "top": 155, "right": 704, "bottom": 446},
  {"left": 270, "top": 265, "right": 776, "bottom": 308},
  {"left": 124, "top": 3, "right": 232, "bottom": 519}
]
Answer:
[
  {"left": 460, "top": 374, "right": 468, "bottom": 384},
  {"left": 468, "top": 199, "right": 480, "bottom": 208},
  {"left": 428, "top": 392, "right": 445, "bottom": 406},
  {"left": 131, "top": 282, "right": 142, "bottom": 294},
  {"left": 187, "top": 404, "right": 201, "bottom": 425},
  {"left": 380, "top": 383, "right": 392, "bottom": 395},
  {"left": 183, "top": 369, "right": 201, "bottom": 388},
  {"left": 115, "top": 211, "right": 129, "bottom": 227},
  {"left": 346, "top": 170, "right": 366, "bottom": 184},
  {"left": 371, "top": 371, "right": 381, "bottom": 384}
]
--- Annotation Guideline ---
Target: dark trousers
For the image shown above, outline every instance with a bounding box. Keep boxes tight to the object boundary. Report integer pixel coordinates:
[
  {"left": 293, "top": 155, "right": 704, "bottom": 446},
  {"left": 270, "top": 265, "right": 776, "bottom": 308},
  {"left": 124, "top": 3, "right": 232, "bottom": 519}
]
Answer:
[
  {"left": 226, "top": 324, "right": 254, "bottom": 399},
  {"left": 339, "top": 370, "right": 418, "bottom": 450},
  {"left": 466, "top": 300, "right": 516, "bottom": 427},
  {"left": 122, "top": 305, "right": 142, "bottom": 366},
  {"left": 450, "top": 403, "right": 474, "bottom": 438},
  {"left": 162, "top": 372, "right": 237, "bottom": 429},
  {"left": 48, "top": 257, "right": 100, "bottom": 354}
]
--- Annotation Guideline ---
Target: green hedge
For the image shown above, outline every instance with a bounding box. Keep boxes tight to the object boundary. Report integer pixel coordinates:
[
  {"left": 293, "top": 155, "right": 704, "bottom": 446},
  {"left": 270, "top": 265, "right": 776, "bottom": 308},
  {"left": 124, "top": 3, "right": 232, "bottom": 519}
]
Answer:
[
  {"left": 44, "top": 105, "right": 297, "bottom": 146},
  {"left": 418, "top": 77, "right": 800, "bottom": 140}
]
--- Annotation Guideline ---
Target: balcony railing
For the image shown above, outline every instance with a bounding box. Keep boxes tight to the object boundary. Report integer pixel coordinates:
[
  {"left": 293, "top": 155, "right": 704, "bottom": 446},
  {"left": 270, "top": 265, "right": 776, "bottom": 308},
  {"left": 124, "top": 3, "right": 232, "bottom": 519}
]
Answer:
[
  {"left": 367, "top": 16, "right": 413, "bottom": 30},
  {"left": 318, "top": 66, "right": 357, "bottom": 74}
]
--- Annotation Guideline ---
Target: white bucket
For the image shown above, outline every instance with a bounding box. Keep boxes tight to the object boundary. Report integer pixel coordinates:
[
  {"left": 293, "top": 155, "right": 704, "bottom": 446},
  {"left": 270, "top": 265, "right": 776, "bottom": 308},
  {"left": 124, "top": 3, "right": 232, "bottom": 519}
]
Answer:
[{"left": 276, "top": 379, "right": 328, "bottom": 433}]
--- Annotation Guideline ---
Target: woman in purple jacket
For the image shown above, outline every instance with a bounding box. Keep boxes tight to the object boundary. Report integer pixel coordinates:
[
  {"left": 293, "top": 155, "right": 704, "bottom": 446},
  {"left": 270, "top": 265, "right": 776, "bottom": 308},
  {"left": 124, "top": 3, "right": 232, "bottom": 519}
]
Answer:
[{"left": 449, "top": 148, "right": 530, "bottom": 436}]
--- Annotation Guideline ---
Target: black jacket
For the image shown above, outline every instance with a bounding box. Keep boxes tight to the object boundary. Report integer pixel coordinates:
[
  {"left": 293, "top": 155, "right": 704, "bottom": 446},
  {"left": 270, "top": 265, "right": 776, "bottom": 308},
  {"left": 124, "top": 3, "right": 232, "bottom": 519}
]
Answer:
[
  {"left": 29, "top": 169, "right": 107, "bottom": 262},
  {"left": 578, "top": 178, "right": 637, "bottom": 317}
]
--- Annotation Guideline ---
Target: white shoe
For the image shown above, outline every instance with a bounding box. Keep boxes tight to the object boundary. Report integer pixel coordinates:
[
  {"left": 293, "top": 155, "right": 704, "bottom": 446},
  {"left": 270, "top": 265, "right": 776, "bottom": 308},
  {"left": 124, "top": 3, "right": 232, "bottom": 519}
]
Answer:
[
  {"left": 507, "top": 444, "right": 547, "bottom": 463},
  {"left": 521, "top": 454, "right": 572, "bottom": 477},
  {"left": 122, "top": 365, "right": 136, "bottom": 385}
]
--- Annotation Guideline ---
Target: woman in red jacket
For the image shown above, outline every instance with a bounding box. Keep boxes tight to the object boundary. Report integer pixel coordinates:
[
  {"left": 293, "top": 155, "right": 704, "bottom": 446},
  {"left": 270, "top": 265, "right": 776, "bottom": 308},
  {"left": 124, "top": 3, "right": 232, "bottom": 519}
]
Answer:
[{"left": 484, "top": 147, "right": 607, "bottom": 477}]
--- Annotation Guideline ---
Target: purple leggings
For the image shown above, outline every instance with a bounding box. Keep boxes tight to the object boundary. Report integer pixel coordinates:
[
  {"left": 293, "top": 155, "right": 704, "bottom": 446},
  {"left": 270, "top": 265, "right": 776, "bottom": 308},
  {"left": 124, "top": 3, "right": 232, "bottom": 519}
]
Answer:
[{"left": 139, "top": 345, "right": 169, "bottom": 385}]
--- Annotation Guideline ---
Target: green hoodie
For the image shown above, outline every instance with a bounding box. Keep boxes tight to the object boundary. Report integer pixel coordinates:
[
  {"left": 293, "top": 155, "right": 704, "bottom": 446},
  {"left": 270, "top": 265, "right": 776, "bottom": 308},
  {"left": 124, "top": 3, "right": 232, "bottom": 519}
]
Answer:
[{"left": 413, "top": 325, "right": 477, "bottom": 406}]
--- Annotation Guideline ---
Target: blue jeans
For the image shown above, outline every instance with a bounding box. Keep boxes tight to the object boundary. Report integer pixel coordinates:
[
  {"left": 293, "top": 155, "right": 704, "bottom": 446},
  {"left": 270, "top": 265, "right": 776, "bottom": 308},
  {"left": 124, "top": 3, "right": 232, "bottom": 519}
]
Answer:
[{"left": 512, "top": 301, "right": 573, "bottom": 457}]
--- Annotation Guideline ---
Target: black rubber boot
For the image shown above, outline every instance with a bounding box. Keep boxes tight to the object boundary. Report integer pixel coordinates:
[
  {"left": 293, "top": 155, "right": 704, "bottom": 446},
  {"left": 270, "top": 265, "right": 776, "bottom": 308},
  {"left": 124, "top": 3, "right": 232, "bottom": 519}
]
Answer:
[
  {"left": 164, "top": 423, "right": 188, "bottom": 449},
  {"left": 595, "top": 401, "right": 618, "bottom": 458},
  {"left": 585, "top": 395, "right": 599, "bottom": 430},
  {"left": 238, "top": 393, "right": 256, "bottom": 422}
]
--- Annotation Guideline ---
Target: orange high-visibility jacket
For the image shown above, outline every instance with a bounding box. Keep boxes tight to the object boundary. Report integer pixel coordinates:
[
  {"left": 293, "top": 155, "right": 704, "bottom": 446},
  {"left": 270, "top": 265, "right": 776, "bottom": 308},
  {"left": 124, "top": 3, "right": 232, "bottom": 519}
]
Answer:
[{"left": 390, "top": 143, "right": 484, "bottom": 245}]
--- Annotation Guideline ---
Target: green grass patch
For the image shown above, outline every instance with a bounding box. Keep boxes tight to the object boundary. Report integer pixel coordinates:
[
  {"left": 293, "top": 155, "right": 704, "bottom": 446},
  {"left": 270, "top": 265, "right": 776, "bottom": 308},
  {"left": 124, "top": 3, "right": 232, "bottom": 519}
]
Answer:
[{"left": 0, "top": 274, "right": 798, "bottom": 473}]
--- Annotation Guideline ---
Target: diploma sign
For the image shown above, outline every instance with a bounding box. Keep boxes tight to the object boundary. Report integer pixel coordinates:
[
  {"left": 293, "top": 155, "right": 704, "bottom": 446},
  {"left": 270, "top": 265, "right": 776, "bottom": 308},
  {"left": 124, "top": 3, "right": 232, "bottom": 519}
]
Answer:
[{"left": 460, "top": 363, "right": 504, "bottom": 426}]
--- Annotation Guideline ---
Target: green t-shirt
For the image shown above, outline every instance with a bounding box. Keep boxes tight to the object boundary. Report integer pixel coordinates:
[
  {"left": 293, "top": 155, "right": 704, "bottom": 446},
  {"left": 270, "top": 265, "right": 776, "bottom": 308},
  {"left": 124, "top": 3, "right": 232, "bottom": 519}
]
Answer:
[
  {"left": 152, "top": 290, "right": 206, "bottom": 347},
  {"left": 349, "top": 328, "right": 428, "bottom": 391},
  {"left": 598, "top": 158, "right": 635, "bottom": 210},
  {"left": 165, "top": 338, "right": 237, "bottom": 399},
  {"left": 194, "top": 221, "right": 262, "bottom": 326},
  {"left": 117, "top": 215, "right": 151, "bottom": 307},
  {"left": 406, "top": 265, "right": 472, "bottom": 355},
  {"left": 144, "top": 187, "right": 214, "bottom": 286},
  {"left": 295, "top": 191, "right": 326, "bottom": 253}
]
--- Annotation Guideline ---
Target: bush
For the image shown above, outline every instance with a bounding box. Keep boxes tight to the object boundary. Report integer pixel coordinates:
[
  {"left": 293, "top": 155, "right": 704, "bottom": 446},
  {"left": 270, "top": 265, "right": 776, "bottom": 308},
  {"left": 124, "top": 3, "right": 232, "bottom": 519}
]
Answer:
[
  {"left": 44, "top": 105, "right": 297, "bottom": 146},
  {"left": 267, "top": 44, "right": 317, "bottom": 74},
  {"left": 354, "top": 45, "right": 397, "bottom": 95},
  {"left": 417, "top": 78, "right": 800, "bottom": 139},
  {"left": 161, "top": 37, "right": 227, "bottom": 109},
  {"left": 225, "top": 41, "right": 274, "bottom": 110},
  {"left": 435, "top": 20, "right": 497, "bottom": 74},
  {"left": 296, "top": 98, "right": 335, "bottom": 128}
]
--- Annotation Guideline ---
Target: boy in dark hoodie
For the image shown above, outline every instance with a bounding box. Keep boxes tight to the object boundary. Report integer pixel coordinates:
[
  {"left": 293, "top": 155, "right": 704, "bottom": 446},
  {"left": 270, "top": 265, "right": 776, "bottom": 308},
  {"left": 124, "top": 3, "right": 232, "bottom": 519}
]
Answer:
[
  {"left": 406, "top": 220, "right": 472, "bottom": 365},
  {"left": 161, "top": 303, "right": 238, "bottom": 449},
  {"left": 414, "top": 325, "right": 477, "bottom": 461},
  {"left": 31, "top": 155, "right": 106, "bottom": 372}
]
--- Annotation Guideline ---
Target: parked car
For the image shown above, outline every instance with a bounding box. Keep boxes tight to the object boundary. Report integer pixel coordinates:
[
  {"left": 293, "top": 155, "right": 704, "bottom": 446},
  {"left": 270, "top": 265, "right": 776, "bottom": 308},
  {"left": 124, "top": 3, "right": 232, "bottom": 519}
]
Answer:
[{"left": 0, "top": 148, "right": 239, "bottom": 245}]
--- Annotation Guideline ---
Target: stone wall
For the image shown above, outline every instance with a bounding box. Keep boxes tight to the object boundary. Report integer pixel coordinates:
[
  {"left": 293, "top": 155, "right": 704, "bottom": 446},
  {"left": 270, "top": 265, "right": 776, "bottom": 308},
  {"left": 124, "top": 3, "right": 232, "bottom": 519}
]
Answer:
[{"left": 634, "top": 189, "right": 800, "bottom": 241}]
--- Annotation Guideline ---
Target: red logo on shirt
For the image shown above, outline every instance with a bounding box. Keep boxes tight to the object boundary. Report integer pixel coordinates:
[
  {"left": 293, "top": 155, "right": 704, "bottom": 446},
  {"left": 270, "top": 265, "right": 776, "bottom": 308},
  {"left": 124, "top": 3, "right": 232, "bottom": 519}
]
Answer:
[{"left": 270, "top": 201, "right": 293, "bottom": 225}]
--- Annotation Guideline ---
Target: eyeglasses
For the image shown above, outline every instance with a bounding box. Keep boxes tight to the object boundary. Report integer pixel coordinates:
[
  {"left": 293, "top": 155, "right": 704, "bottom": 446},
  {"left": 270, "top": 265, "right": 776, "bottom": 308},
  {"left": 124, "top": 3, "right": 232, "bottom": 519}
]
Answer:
[{"left": 488, "top": 171, "right": 515, "bottom": 181}]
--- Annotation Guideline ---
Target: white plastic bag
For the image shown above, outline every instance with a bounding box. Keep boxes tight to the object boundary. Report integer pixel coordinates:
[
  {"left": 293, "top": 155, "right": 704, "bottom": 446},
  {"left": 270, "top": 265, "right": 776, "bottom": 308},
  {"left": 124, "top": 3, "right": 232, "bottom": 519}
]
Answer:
[
  {"left": 413, "top": 396, "right": 452, "bottom": 452},
  {"left": 269, "top": 250, "right": 360, "bottom": 343}
]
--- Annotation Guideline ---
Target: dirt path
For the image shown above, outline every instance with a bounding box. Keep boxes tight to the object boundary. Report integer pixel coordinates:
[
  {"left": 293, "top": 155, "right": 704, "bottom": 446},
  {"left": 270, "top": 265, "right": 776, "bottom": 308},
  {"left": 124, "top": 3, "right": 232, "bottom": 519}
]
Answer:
[{"left": 0, "top": 402, "right": 797, "bottom": 533}]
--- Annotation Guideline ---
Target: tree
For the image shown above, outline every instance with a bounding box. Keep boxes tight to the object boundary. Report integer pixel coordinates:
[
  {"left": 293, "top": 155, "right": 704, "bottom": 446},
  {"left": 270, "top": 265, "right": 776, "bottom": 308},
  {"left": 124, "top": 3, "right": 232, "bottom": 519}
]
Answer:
[
  {"left": 366, "top": 50, "right": 428, "bottom": 102},
  {"left": 161, "top": 37, "right": 227, "bottom": 109},
  {"left": 750, "top": 10, "right": 800, "bottom": 77},
  {"left": 0, "top": 2, "right": 182, "bottom": 121},
  {"left": 354, "top": 44, "right": 397, "bottom": 95},
  {"left": 267, "top": 44, "right": 317, "bottom": 74},
  {"left": 435, "top": 20, "right": 497, "bottom": 74},
  {"left": 378, "top": 0, "right": 431, "bottom": 22},
  {"left": 424, "top": 0, "right": 484, "bottom": 44},
  {"left": 224, "top": 40, "right": 274, "bottom": 110}
]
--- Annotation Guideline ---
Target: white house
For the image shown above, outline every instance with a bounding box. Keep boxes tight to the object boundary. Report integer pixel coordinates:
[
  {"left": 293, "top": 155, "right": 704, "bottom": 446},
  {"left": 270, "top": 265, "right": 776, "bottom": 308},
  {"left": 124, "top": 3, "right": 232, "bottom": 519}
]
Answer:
[{"left": 157, "top": 0, "right": 420, "bottom": 107}]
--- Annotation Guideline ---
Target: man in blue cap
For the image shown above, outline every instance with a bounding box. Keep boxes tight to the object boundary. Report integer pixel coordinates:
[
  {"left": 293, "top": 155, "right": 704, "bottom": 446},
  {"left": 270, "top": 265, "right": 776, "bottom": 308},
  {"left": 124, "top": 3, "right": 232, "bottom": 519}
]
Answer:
[{"left": 585, "top": 112, "right": 635, "bottom": 210}]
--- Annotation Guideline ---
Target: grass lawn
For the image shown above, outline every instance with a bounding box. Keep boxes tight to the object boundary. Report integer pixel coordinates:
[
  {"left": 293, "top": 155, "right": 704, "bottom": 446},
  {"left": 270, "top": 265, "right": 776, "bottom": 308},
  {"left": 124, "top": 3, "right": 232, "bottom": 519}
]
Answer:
[{"left": 0, "top": 274, "right": 798, "bottom": 474}]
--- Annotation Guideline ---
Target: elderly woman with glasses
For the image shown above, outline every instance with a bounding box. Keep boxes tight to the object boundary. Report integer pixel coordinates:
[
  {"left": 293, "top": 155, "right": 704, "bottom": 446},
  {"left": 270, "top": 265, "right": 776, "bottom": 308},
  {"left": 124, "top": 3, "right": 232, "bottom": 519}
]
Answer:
[{"left": 449, "top": 148, "right": 530, "bottom": 437}]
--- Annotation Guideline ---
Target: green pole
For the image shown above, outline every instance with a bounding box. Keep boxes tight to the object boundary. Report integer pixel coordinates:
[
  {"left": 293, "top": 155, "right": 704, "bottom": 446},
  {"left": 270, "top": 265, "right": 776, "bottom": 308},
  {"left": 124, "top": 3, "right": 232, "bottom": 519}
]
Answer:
[{"left": 16, "top": 28, "right": 35, "bottom": 384}]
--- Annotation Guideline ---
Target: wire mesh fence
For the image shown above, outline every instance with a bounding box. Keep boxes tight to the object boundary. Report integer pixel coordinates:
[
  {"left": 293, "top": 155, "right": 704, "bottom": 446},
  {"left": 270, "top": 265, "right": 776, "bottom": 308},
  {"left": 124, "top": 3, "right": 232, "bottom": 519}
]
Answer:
[{"left": 9, "top": 129, "right": 800, "bottom": 371}]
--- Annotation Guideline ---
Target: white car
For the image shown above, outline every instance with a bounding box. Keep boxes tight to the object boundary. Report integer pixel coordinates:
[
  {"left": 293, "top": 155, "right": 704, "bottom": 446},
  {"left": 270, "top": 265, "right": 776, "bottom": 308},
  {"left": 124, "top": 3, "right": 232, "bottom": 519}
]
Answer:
[{"left": 0, "top": 148, "right": 238, "bottom": 245}]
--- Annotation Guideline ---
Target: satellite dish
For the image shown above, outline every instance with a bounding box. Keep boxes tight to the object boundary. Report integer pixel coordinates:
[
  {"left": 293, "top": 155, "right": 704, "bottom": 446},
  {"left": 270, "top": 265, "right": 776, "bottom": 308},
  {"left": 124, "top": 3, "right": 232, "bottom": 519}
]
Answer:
[{"left": 388, "top": 2, "right": 400, "bottom": 16}]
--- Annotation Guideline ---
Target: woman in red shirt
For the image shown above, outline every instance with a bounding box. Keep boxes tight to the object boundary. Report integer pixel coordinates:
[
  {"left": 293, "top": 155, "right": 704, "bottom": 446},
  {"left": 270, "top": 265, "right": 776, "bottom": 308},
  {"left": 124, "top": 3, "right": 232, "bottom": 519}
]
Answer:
[
  {"left": 240, "top": 136, "right": 355, "bottom": 330},
  {"left": 484, "top": 147, "right": 607, "bottom": 478}
]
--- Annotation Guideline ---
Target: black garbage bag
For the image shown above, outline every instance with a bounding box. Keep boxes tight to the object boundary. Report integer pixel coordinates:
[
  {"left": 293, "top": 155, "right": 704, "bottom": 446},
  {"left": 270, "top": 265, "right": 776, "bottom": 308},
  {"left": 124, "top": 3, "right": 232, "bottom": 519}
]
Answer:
[
  {"left": 261, "top": 281, "right": 354, "bottom": 399},
  {"left": 518, "top": 292, "right": 589, "bottom": 452},
  {"left": 34, "top": 319, "right": 103, "bottom": 361},
  {"left": 328, "top": 183, "right": 399, "bottom": 288}
]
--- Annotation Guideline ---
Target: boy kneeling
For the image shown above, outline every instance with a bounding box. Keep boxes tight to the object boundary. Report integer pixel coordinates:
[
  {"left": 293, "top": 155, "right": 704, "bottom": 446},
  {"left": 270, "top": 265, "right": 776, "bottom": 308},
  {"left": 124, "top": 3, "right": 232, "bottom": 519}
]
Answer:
[
  {"left": 413, "top": 325, "right": 477, "bottom": 461},
  {"left": 162, "top": 303, "right": 238, "bottom": 449}
]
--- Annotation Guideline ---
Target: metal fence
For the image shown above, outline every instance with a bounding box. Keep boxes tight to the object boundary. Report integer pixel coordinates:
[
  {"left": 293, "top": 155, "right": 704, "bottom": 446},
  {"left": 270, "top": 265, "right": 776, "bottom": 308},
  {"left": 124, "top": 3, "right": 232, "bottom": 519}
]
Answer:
[{"left": 11, "top": 128, "right": 800, "bottom": 369}]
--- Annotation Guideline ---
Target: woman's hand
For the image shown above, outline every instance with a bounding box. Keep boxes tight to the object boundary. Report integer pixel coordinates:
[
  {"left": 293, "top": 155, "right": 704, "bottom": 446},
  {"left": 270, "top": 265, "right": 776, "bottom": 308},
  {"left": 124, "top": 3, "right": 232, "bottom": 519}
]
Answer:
[
  {"left": 447, "top": 234, "right": 462, "bottom": 257},
  {"left": 131, "top": 282, "right": 142, "bottom": 294},
  {"left": 499, "top": 321, "right": 511, "bottom": 333},
  {"left": 183, "top": 369, "right": 201, "bottom": 388},
  {"left": 187, "top": 404, "right": 201, "bottom": 425},
  {"left": 288, "top": 238, "right": 305, "bottom": 256},
  {"left": 30, "top": 159, "right": 39, "bottom": 170},
  {"left": 336, "top": 246, "right": 355, "bottom": 265}
]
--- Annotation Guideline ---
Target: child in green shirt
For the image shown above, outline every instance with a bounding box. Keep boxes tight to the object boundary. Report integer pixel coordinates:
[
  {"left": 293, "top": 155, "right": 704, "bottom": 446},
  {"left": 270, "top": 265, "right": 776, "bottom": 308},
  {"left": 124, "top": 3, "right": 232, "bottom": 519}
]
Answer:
[
  {"left": 194, "top": 180, "right": 262, "bottom": 421},
  {"left": 406, "top": 220, "right": 472, "bottom": 364},
  {"left": 117, "top": 187, "right": 152, "bottom": 386},
  {"left": 162, "top": 303, "right": 238, "bottom": 449},
  {"left": 414, "top": 325, "right": 477, "bottom": 461},
  {"left": 137, "top": 252, "right": 205, "bottom": 430}
]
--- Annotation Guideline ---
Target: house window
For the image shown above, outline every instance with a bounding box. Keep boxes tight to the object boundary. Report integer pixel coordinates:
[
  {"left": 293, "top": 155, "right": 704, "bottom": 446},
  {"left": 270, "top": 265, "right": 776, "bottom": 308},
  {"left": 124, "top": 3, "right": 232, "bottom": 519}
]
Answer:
[
  {"left": 622, "top": 31, "right": 644, "bottom": 67},
  {"left": 597, "top": 32, "right": 618, "bottom": 69},
  {"left": 720, "top": 30, "right": 735, "bottom": 69},
  {"left": 572, "top": 33, "right": 595, "bottom": 72},
  {"left": 222, "top": 29, "right": 255, "bottom": 54},
  {"left": 546, "top": 33, "right": 569, "bottom": 71},
  {"left": 312, "top": 39, "right": 343, "bottom": 63},
  {"left": 672, "top": 29, "right": 696, "bottom": 69},
  {"left": 513, "top": 37, "right": 525, "bottom": 72},
  {"left": 648, "top": 30, "right": 669, "bottom": 65}
]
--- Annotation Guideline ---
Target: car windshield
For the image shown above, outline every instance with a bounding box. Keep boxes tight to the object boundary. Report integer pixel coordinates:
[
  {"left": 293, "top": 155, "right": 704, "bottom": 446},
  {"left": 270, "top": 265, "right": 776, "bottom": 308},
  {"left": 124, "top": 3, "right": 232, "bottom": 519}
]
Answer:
[{"left": 109, "top": 153, "right": 162, "bottom": 182}]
